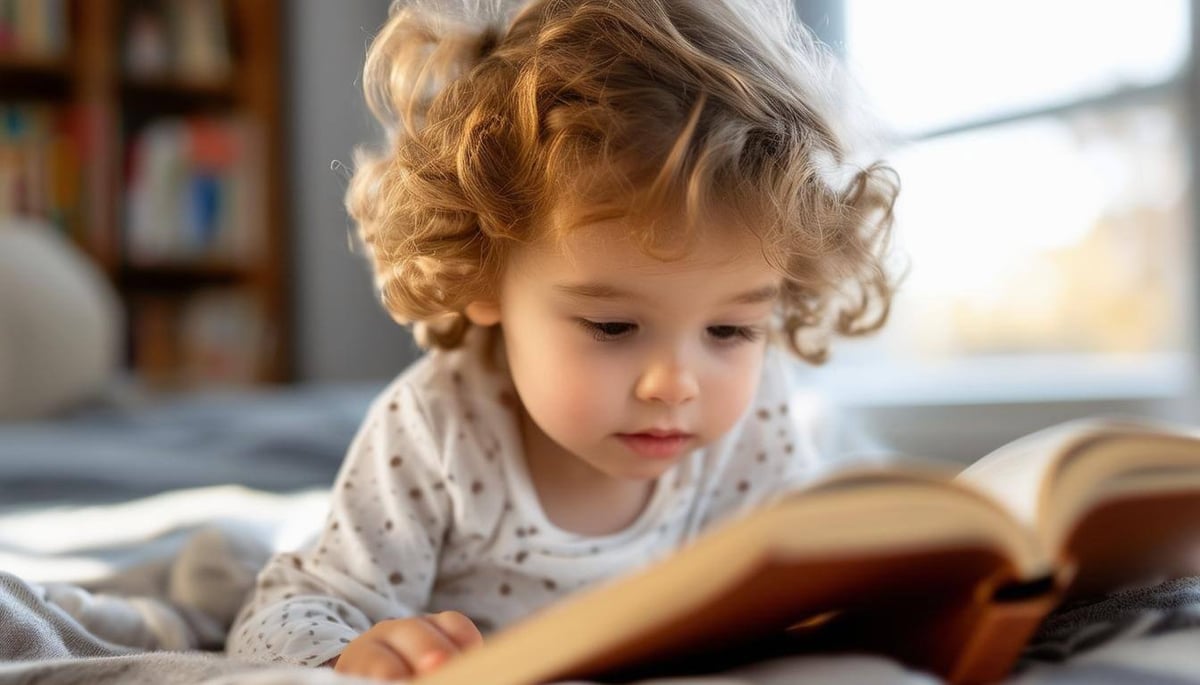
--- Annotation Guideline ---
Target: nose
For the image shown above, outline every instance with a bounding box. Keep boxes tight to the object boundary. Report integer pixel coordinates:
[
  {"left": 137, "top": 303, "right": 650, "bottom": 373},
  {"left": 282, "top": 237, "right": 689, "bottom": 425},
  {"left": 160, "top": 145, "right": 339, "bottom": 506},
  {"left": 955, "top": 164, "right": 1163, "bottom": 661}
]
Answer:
[{"left": 635, "top": 353, "right": 699, "bottom": 406}]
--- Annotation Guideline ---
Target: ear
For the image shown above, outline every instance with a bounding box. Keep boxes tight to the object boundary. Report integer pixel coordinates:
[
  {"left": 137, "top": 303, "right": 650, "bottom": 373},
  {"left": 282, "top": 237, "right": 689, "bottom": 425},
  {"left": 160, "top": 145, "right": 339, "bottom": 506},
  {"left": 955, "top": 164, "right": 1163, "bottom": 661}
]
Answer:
[{"left": 464, "top": 300, "right": 501, "bottom": 326}]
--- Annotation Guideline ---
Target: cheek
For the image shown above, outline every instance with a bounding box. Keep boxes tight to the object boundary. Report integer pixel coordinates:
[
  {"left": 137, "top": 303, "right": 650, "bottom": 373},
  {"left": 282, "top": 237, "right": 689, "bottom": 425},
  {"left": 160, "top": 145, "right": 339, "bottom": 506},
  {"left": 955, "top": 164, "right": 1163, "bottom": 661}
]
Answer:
[
  {"left": 545, "top": 354, "right": 599, "bottom": 409},
  {"left": 509, "top": 328, "right": 627, "bottom": 429},
  {"left": 703, "top": 350, "right": 765, "bottom": 432}
]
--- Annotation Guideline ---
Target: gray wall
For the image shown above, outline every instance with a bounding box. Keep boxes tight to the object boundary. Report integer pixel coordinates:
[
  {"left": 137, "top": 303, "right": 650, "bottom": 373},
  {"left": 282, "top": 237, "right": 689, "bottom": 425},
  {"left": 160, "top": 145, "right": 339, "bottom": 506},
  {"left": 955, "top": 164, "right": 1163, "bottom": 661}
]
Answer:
[{"left": 286, "top": 0, "right": 421, "bottom": 382}]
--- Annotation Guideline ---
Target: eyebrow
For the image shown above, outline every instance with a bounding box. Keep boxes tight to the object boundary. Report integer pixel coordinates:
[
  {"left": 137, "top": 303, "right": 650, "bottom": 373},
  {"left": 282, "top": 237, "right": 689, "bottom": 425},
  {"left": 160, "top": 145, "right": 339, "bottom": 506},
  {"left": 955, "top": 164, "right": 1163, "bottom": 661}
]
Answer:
[{"left": 555, "top": 283, "right": 780, "bottom": 306}]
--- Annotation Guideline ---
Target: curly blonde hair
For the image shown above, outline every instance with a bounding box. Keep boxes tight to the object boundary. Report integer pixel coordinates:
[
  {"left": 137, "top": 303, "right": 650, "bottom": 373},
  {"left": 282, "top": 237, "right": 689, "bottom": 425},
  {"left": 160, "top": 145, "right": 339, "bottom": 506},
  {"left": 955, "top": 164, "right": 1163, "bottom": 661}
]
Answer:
[{"left": 346, "top": 0, "right": 899, "bottom": 364}]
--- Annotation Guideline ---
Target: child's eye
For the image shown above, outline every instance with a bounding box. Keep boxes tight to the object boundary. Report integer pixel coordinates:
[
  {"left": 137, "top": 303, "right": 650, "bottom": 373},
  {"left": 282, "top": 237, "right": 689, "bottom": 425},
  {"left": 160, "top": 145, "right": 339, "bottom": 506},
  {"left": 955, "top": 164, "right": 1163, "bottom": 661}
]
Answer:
[
  {"left": 707, "top": 325, "right": 761, "bottom": 345},
  {"left": 578, "top": 320, "right": 637, "bottom": 341}
]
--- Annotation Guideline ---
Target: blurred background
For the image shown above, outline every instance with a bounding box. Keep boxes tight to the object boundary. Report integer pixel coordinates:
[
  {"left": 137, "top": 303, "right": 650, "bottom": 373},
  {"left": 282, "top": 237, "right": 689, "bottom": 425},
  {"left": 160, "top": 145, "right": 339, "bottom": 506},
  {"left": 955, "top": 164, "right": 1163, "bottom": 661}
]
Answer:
[{"left": 0, "top": 0, "right": 1195, "bottom": 467}]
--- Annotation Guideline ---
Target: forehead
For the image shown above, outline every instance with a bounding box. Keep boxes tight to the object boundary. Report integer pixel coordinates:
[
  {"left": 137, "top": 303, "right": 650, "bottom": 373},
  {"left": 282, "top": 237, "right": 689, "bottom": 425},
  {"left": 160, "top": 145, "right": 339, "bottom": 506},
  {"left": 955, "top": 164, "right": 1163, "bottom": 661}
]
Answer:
[
  {"left": 509, "top": 217, "right": 779, "bottom": 296},
  {"left": 539, "top": 198, "right": 769, "bottom": 265}
]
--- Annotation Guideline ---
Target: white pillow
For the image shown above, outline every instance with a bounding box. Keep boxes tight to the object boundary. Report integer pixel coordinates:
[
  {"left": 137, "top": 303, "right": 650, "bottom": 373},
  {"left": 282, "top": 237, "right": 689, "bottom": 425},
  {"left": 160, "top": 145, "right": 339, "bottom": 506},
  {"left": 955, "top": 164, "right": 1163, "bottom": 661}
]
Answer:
[{"left": 0, "top": 217, "right": 123, "bottom": 419}]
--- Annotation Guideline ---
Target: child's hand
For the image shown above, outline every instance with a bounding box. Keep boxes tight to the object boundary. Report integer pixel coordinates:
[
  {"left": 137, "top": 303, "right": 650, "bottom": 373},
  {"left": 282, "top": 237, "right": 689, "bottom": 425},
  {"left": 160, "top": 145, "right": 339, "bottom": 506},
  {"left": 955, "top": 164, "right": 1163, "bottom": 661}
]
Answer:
[{"left": 330, "top": 611, "right": 484, "bottom": 681}]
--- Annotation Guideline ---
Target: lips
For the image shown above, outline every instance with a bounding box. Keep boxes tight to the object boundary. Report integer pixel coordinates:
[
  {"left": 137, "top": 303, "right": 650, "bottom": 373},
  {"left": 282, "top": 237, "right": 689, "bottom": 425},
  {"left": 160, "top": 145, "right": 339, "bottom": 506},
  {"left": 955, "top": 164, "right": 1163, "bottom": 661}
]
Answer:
[
  {"left": 617, "top": 430, "right": 694, "bottom": 459},
  {"left": 637, "top": 428, "right": 690, "bottom": 438}
]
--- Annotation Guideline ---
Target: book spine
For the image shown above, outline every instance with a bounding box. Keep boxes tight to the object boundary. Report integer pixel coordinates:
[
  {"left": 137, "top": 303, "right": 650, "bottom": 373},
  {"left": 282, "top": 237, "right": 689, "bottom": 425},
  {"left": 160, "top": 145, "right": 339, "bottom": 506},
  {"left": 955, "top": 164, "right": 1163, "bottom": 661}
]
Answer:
[
  {"left": 0, "top": 0, "right": 14, "bottom": 53},
  {"left": 179, "top": 291, "right": 264, "bottom": 385}
]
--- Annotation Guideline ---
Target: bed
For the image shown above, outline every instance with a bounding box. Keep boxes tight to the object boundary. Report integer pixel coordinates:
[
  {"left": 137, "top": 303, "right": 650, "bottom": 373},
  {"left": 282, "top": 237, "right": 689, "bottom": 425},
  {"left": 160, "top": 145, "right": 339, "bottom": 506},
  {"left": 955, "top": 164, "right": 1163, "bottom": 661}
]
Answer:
[{"left": 1, "top": 383, "right": 1199, "bottom": 685}]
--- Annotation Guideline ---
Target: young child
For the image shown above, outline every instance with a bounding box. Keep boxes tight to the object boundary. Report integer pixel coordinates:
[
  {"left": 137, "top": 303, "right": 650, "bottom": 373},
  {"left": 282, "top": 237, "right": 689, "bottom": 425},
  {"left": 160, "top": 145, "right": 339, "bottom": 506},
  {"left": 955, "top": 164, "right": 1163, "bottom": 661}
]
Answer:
[{"left": 227, "top": 0, "right": 898, "bottom": 679}]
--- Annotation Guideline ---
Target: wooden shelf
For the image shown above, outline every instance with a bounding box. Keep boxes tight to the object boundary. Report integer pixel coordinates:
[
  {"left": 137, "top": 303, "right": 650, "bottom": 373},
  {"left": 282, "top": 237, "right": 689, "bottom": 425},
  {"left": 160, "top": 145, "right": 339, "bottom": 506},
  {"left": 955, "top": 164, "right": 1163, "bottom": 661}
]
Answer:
[
  {"left": 0, "top": 53, "right": 72, "bottom": 98},
  {"left": 118, "top": 261, "right": 255, "bottom": 290},
  {"left": 121, "top": 76, "right": 238, "bottom": 111},
  {"left": 0, "top": 52, "right": 70, "bottom": 72}
]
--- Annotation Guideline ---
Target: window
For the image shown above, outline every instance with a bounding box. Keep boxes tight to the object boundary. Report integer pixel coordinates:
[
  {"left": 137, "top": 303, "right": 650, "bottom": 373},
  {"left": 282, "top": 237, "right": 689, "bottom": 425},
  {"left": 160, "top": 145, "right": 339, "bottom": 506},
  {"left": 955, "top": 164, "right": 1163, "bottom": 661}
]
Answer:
[{"left": 808, "top": 0, "right": 1195, "bottom": 406}]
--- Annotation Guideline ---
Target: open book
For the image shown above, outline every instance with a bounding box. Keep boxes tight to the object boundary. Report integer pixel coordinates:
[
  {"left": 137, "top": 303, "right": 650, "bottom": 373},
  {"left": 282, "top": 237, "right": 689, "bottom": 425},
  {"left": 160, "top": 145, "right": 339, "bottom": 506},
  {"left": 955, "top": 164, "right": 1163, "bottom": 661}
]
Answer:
[{"left": 416, "top": 418, "right": 1200, "bottom": 685}]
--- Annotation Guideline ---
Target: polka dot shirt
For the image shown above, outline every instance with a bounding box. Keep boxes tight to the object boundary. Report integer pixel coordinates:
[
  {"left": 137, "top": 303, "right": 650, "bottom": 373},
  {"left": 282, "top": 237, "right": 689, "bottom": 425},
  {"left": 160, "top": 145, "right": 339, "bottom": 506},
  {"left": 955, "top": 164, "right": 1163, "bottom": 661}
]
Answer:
[{"left": 226, "top": 331, "right": 829, "bottom": 666}]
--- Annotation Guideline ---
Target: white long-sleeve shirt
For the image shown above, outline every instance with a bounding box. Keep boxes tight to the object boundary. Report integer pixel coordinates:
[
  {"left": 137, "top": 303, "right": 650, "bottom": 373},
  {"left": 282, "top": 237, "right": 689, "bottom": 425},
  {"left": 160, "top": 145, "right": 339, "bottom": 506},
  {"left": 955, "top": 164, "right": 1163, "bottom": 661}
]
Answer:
[{"left": 227, "top": 332, "right": 829, "bottom": 666}]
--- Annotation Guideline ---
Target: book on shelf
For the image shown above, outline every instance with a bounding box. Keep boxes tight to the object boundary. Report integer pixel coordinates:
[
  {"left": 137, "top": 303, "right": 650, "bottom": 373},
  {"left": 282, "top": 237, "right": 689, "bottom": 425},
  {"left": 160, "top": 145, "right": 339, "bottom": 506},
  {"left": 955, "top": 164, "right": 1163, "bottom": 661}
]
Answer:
[
  {"left": 179, "top": 291, "right": 267, "bottom": 386},
  {"left": 122, "top": 1, "right": 171, "bottom": 79},
  {"left": 122, "top": 0, "right": 231, "bottom": 82},
  {"left": 409, "top": 418, "right": 1200, "bottom": 685},
  {"left": 0, "top": 103, "right": 83, "bottom": 240},
  {"left": 131, "top": 296, "right": 181, "bottom": 382},
  {"left": 123, "top": 116, "right": 263, "bottom": 265},
  {"left": 133, "top": 291, "right": 267, "bottom": 387},
  {"left": 172, "top": 0, "right": 231, "bottom": 82},
  {"left": 0, "top": 0, "right": 68, "bottom": 59}
]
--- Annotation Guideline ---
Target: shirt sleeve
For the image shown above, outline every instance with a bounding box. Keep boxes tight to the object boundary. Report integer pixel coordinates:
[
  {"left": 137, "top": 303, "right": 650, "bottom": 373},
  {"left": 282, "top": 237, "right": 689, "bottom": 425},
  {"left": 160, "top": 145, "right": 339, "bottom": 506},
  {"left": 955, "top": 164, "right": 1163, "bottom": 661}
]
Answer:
[{"left": 226, "top": 382, "right": 454, "bottom": 667}]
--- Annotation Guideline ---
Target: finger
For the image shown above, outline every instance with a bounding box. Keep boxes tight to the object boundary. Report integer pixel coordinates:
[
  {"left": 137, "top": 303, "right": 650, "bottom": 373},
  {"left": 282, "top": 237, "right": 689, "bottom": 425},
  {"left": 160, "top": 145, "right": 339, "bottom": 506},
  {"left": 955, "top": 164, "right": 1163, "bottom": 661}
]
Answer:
[
  {"left": 425, "top": 611, "right": 485, "bottom": 650},
  {"left": 374, "top": 617, "right": 461, "bottom": 675},
  {"left": 334, "top": 638, "right": 413, "bottom": 680}
]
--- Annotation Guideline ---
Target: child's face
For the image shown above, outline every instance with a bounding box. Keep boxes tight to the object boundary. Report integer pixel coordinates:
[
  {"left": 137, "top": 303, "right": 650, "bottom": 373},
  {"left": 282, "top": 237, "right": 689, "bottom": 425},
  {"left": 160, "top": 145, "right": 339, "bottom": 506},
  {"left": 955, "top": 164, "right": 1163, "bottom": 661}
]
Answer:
[{"left": 467, "top": 216, "right": 781, "bottom": 483}]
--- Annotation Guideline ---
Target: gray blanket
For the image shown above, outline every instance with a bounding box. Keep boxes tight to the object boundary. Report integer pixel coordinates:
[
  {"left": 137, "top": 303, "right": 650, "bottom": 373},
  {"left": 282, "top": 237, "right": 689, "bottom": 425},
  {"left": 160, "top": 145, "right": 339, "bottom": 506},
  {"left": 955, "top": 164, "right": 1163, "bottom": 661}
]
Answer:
[{"left": 0, "top": 525, "right": 350, "bottom": 685}]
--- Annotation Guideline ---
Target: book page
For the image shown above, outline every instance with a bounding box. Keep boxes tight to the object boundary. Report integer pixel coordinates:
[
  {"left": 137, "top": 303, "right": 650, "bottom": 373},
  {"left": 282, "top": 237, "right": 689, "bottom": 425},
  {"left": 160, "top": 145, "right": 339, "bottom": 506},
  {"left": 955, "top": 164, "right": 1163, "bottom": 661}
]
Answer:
[
  {"left": 956, "top": 419, "right": 1120, "bottom": 531},
  {"left": 1037, "top": 424, "right": 1200, "bottom": 554}
]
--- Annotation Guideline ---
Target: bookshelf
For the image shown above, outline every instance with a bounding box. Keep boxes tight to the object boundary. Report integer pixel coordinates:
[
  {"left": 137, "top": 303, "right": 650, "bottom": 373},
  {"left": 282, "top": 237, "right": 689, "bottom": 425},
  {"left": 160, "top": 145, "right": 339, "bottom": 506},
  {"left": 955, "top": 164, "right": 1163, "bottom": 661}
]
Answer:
[{"left": 0, "top": 0, "right": 290, "bottom": 388}]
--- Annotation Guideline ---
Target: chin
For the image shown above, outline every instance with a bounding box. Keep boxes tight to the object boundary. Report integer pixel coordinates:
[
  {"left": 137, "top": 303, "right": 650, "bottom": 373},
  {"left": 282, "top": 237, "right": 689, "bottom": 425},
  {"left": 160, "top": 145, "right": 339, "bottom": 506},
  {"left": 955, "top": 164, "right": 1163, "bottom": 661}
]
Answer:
[{"left": 622, "top": 460, "right": 679, "bottom": 481}]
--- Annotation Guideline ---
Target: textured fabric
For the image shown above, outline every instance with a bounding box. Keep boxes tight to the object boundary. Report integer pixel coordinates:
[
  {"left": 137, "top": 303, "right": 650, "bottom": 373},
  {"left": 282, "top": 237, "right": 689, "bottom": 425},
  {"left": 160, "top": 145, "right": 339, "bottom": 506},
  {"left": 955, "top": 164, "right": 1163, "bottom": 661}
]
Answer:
[
  {"left": 1019, "top": 576, "right": 1200, "bottom": 668},
  {"left": 0, "top": 524, "right": 270, "bottom": 662},
  {"left": 0, "top": 572, "right": 140, "bottom": 662},
  {"left": 227, "top": 330, "right": 829, "bottom": 666}
]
